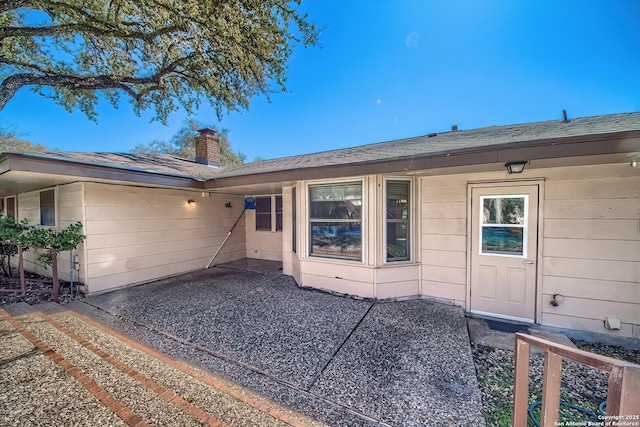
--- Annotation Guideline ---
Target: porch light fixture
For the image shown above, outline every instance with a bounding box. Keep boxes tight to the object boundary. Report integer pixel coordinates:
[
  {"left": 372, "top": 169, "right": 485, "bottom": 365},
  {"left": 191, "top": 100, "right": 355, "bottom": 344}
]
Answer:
[
  {"left": 505, "top": 161, "right": 528, "bottom": 174},
  {"left": 187, "top": 199, "right": 196, "bottom": 205}
]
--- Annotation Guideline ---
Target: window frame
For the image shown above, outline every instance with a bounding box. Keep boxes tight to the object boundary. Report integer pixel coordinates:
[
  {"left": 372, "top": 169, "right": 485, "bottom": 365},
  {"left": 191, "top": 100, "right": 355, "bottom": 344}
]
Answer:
[
  {"left": 478, "top": 194, "right": 529, "bottom": 258},
  {"left": 307, "top": 180, "right": 364, "bottom": 262},
  {"left": 4, "top": 196, "right": 16, "bottom": 219},
  {"left": 39, "top": 188, "right": 56, "bottom": 227},
  {"left": 254, "top": 194, "right": 283, "bottom": 232},
  {"left": 254, "top": 196, "right": 272, "bottom": 231},
  {"left": 384, "top": 178, "right": 412, "bottom": 263},
  {"left": 292, "top": 187, "right": 297, "bottom": 253}
]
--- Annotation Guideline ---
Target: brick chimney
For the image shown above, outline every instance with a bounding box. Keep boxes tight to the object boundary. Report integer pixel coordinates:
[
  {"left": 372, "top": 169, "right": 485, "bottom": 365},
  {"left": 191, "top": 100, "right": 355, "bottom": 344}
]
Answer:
[{"left": 195, "top": 128, "right": 220, "bottom": 166}]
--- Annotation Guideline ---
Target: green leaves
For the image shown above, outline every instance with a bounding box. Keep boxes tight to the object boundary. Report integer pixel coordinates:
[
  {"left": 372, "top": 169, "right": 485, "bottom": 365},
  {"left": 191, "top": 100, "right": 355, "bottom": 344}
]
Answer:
[
  {"left": 0, "top": 216, "right": 85, "bottom": 267},
  {"left": 1, "top": 0, "right": 318, "bottom": 122}
]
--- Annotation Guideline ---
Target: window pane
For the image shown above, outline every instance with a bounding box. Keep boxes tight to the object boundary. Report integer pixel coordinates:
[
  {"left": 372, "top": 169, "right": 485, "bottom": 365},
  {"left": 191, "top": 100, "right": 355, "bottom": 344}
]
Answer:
[
  {"left": 309, "top": 183, "right": 362, "bottom": 260},
  {"left": 40, "top": 190, "right": 55, "bottom": 226},
  {"left": 387, "top": 182, "right": 409, "bottom": 219},
  {"left": 255, "top": 196, "right": 272, "bottom": 231},
  {"left": 387, "top": 222, "right": 409, "bottom": 260},
  {"left": 386, "top": 181, "right": 410, "bottom": 262},
  {"left": 6, "top": 197, "right": 16, "bottom": 219},
  {"left": 310, "top": 183, "right": 361, "bottom": 220},
  {"left": 482, "top": 197, "right": 525, "bottom": 225},
  {"left": 310, "top": 222, "right": 361, "bottom": 259},
  {"left": 275, "top": 195, "right": 283, "bottom": 231},
  {"left": 481, "top": 226, "right": 524, "bottom": 255}
]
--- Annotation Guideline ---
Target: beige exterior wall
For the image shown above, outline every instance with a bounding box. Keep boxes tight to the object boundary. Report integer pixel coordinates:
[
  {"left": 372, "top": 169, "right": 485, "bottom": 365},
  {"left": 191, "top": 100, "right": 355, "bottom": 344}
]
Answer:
[
  {"left": 244, "top": 194, "right": 283, "bottom": 261},
  {"left": 83, "top": 183, "right": 246, "bottom": 294},
  {"left": 15, "top": 183, "right": 85, "bottom": 283},
  {"left": 420, "top": 174, "right": 470, "bottom": 306},
  {"left": 418, "top": 162, "right": 639, "bottom": 338},
  {"left": 539, "top": 163, "right": 640, "bottom": 338}
]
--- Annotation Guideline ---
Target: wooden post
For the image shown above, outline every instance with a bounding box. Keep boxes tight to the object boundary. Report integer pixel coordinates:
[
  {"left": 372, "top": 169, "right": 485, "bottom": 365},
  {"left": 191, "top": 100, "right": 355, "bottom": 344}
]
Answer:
[
  {"left": 541, "top": 351, "right": 563, "bottom": 426},
  {"left": 512, "top": 334, "right": 531, "bottom": 427},
  {"left": 51, "top": 248, "right": 59, "bottom": 303},
  {"left": 18, "top": 243, "right": 25, "bottom": 294},
  {"left": 607, "top": 365, "right": 640, "bottom": 417}
]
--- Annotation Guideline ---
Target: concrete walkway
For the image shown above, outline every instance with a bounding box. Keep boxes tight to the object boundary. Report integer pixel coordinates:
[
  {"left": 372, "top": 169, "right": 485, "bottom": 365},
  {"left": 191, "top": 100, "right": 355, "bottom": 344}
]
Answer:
[{"left": 39, "top": 267, "right": 485, "bottom": 426}]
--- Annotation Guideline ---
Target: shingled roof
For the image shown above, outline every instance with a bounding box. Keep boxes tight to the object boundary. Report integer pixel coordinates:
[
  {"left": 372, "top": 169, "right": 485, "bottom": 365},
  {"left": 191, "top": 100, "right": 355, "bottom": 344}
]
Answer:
[
  {"left": 210, "top": 112, "right": 640, "bottom": 179},
  {"left": 4, "top": 112, "right": 639, "bottom": 184}
]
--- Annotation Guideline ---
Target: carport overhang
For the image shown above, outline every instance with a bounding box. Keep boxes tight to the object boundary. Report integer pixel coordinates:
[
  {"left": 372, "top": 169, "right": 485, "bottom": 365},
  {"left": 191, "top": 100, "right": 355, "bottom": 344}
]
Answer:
[{"left": 0, "top": 152, "right": 204, "bottom": 196}]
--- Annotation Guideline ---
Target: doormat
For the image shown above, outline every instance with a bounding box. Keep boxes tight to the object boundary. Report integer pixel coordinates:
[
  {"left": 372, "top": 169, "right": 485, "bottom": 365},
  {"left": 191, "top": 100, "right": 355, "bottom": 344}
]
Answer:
[{"left": 486, "top": 319, "right": 529, "bottom": 334}]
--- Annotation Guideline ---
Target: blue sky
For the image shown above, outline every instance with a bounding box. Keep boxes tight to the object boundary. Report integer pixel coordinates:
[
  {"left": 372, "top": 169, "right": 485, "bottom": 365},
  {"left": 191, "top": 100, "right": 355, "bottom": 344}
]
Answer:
[{"left": 1, "top": 0, "right": 639, "bottom": 160}]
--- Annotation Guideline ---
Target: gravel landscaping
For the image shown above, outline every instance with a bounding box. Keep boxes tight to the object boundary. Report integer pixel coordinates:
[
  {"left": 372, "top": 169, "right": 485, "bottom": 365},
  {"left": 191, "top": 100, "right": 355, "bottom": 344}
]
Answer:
[
  {"left": 0, "top": 274, "right": 83, "bottom": 306},
  {"left": 472, "top": 340, "right": 640, "bottom": 426}
]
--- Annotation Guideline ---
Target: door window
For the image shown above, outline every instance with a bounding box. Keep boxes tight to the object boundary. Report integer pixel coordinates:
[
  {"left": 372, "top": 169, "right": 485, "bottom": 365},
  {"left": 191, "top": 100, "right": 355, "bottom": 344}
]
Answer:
[{"left": 479, "top": 195, "right": 527, "bottom": 257}]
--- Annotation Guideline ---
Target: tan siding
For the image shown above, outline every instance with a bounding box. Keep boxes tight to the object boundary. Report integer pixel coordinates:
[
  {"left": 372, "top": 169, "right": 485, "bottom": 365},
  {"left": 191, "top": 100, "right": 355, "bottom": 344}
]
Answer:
[
  {"left": 541, "top": 294, "right": 640, "bottom": 322},
  {"left": 83, "top": 183, "right": 245, "bottom": 294},
  {"left": 540, "top": 312, "right": 635, "bottom": 337},
  {"left": 422, "top": 249, "right": 466, "bottom": 269},
  {"left": 539, "top": 163, "right": 640, "bottom": 337},
  {"left": 421, "top": 234, "right": 467, "bottom": 251},
  {"left": 544, "top": 198, "right": 639, "bottom": 219},
  {"left": 546, "top": 176, "right": 640, "bottom": 200},
  {"left": 544, "top": 238, "right": 640, "bottom": 262},
  {"left": 421, "top": 201, "right": 466, "bottom": 219},
  {"left": 544, "top": 218, "right": 639, "bottom": 240},
  {"left": 421, "top": 218, "right": 467, "bottom": 235},
  {"left": 543, "top": 258, "right": 638, "bottom": 283},
  {"left": 542, "top": 276, "right": 640, "bottom": 304},
  {"left": 419, "top": 175, "right": 469, "bottom": 303},
  {"left": 376, "top": 280, "right": 419, "bottom": 299},
  {"left": 421, "top": 281, "right": 466, "bottom": 305},
  {"left": 421, "top": 265, "right": 467, "bottom": 285}
]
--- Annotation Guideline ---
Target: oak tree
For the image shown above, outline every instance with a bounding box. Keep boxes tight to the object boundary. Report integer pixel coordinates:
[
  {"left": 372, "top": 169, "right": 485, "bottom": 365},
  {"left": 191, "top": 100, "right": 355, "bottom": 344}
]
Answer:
[{"left": 0, "top": 0, "right": 316, "bottom": 122}]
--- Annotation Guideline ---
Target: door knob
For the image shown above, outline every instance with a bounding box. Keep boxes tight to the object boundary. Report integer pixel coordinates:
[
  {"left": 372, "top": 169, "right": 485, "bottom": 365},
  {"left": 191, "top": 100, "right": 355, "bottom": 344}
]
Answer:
[{"left": 524, "top": 259, "right": 534, "bottom": 264}]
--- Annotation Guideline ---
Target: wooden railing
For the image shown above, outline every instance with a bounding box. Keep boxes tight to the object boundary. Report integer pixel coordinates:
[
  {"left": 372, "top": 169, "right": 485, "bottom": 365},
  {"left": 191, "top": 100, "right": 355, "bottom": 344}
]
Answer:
[{"left": 512, "top": 332, "right": 640, "bottom": 427}]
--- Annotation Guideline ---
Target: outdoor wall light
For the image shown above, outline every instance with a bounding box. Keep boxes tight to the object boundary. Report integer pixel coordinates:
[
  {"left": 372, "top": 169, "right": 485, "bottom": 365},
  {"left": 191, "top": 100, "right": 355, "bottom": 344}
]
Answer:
[
  {"left": 632, "top": 160, "right": 637, "bottom": 168},
  {"left": 187, "top": 199, "right": 196, "bottom": 205},
  {"left": 550, "top": 294, "right": 564, "bottom": 307},
  {"left": 505, "top": 161, "right": 528, "bottom": 174}
]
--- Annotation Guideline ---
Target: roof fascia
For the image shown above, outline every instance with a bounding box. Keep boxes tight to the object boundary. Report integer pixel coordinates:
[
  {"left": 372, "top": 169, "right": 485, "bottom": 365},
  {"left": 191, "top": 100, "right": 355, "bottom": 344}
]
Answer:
[{"left": 0, "top": 153, "right": 205, "bottom": 189}]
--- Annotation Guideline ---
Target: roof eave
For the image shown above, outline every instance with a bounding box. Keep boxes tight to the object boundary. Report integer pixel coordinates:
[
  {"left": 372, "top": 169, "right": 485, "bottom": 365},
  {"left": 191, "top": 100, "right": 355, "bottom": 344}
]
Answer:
[{"left": 0, "top": 152, "right": 205, "bottom": 190}]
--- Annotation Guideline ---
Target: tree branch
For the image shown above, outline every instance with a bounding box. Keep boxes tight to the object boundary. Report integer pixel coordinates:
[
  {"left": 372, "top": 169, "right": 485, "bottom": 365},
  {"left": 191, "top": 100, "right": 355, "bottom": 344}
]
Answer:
[
  {"left": 0, "top": 0, "right": 34, "bottom": 13},
  {"left": 0, "top": 23, "right": 182, "bottom": 42}
]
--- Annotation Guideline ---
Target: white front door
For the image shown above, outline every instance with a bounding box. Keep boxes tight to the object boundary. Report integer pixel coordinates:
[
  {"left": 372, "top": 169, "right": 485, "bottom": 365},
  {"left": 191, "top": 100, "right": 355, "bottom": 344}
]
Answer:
[{"left": 470, "top": 185, "right": 539, "bottom": 322}]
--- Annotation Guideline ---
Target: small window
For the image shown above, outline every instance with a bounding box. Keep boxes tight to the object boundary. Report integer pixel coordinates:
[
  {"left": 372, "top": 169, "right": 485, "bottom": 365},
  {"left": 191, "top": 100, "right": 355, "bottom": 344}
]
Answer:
[
  {"left": 386, "top": 181, "right": 410, "bottom": 262},
  {"left": 254, "top": 195, "right": 283, "bottom": 232},
  {"left": 480, "top": 195, "right": 527, "bottom": 257},
  {"left": 309, "top": 182, "right": 362, "bottom": 260},
  {"left": 5, "top": 196, "right": 16, "bottom": 219},
  {"left": 40, "top": 189, "right": 56, "bottom": 226},
  {"left": 255, "top": 196, "right": 272, "bottom": 231}
]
